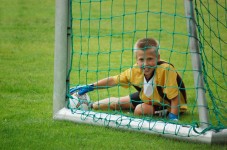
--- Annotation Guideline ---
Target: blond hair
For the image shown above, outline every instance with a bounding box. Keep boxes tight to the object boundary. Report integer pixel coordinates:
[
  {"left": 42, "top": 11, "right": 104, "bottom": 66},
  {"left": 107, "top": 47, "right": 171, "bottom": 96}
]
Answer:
[{"left": 133, "top": 38, "right": 160, "bottom": 54}]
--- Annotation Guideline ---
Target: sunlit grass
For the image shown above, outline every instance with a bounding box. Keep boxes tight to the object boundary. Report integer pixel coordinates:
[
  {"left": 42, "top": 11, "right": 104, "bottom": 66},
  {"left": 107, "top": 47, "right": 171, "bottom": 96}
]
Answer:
[{"left": 0, "top": 0, "right": 226, "bottom": 149}]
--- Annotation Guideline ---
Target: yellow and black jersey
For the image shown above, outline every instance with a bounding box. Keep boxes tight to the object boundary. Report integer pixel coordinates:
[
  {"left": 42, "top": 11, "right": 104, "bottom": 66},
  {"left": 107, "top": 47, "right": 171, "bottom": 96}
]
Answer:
[{"left": 112, "top": 61, "right": 187, "bottom": 112}]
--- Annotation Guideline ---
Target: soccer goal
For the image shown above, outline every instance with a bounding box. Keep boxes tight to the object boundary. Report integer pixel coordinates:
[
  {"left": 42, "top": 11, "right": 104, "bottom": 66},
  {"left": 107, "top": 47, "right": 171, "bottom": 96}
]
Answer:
[{"left": 53, "top": 0, "right": 227, "bottom": 144}]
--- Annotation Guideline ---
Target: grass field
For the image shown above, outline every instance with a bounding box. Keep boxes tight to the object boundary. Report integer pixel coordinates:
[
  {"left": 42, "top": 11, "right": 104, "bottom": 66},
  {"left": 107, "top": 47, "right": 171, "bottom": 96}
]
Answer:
[{"left": 0, "top": 0, "right": 226, "bottom": 149}]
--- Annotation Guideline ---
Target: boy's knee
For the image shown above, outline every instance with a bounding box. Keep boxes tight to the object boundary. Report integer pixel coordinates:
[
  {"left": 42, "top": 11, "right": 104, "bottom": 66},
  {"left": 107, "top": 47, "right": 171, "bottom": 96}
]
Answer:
[
  {"left": 134, "top": 103, "right": 154, "bottom": 116},
  {"left": 134, "top": 104, "right": 143, "bottom": 116}
]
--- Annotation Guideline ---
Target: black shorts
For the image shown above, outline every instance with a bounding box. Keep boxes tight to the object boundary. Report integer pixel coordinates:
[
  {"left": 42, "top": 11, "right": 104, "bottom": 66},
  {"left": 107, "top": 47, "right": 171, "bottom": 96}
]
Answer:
[{"left": 130, "top": 92, "right": 143, "bottom": 107}]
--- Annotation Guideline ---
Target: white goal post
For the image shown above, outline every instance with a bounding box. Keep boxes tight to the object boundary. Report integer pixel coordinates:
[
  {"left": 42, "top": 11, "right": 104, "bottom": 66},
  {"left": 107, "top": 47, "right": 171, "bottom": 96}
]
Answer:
[{"left": 53, "top": 0, "right": 227, "bottom": 144}]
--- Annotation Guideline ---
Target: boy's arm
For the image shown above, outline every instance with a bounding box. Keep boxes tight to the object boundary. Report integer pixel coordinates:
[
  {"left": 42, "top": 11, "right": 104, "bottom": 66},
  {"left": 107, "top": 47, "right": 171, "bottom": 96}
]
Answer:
[
  {"left": 168, "top": 95, "right": 179, "bottom": 120},
  {"left": 70, "top": 77, "right": 116, "bottom": 95},
  {"left": 93, "top": 77, "right": 116, "bottom": 88},
  {"left": 170, "top": 95, "right": 179, "bottom": 115}
]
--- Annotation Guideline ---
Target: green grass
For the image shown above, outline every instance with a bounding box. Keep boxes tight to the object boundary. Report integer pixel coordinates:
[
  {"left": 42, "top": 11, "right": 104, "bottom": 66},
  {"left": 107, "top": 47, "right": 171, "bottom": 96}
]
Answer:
[{"left": 0, "top": 0, "right": 226, "bottom": 149}]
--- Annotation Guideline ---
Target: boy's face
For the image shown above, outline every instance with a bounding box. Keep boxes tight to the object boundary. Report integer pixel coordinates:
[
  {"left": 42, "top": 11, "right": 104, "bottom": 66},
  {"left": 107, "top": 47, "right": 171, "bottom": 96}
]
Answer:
[{"left": 136, "top": 48, "right": 160, "bottom": 79}]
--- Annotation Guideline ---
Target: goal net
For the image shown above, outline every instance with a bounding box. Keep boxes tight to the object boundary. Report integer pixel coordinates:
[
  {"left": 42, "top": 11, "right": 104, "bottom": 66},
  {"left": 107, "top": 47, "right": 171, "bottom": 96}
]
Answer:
[{"left": 53, "top": 0, "right": 227, "bottom": 144}]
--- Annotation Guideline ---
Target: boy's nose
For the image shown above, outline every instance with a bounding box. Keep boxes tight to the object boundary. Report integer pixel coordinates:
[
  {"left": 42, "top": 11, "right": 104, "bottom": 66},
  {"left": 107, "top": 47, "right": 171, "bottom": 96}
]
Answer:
[
  {"left": 142, "top": 64, "right": 148, "bottom": 69},
  {"left": 143, "top": 60, "right": 148, "bottom": 66}
]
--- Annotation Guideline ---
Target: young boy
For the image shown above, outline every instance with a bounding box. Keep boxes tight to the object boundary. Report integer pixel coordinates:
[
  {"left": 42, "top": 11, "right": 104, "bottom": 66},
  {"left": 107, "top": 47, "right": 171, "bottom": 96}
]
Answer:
[{"left": 71, "top": 38, "right": 187, "bottom": 120}]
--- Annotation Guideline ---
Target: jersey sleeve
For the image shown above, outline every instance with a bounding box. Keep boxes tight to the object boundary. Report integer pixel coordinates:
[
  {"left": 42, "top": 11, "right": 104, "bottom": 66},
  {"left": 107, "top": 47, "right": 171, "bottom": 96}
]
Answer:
[
  {"left": 112, "top": 65, "right": 143, "bottom": 88},
  {"left": 112, "top": 68, "right": 131, "bottom": 88},
  {"left": 158, "top": 64, "right": 179, "bottom": 100}
]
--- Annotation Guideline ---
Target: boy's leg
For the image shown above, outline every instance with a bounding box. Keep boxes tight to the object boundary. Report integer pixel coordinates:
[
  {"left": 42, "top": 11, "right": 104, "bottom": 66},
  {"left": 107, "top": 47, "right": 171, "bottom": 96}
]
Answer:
[
  {"left": 134, "top": 103, "right": 154, "bottom": 116},
  {"left": 92, "top": 95, "right": 134, "bottom": 110}
]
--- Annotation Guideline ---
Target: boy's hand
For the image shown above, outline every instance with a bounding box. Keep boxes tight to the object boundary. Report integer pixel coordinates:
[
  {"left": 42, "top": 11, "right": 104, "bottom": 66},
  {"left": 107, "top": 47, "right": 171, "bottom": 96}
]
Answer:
[
  {"left": 168, "top": 112, "right": 178, "bottom": 121},
  {"left": 70, "top": 84, "right": 94, "bottom": 95}
]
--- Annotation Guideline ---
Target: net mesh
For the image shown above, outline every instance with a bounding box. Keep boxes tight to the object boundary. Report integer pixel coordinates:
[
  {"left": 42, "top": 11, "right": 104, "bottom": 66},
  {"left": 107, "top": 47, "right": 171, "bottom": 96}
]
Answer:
[{"left": 67, "top": 0, "right": 226, "bottom": 135}]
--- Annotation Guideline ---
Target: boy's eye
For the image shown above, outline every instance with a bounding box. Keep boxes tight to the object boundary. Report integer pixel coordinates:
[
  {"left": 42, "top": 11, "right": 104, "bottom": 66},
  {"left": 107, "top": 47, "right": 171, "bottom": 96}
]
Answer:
[
  {"left": 138, "top": 58, "right": 144, "bottom": 61},
  {"left": 148, "top": 58, "right": 153, "bottom": 61}
]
